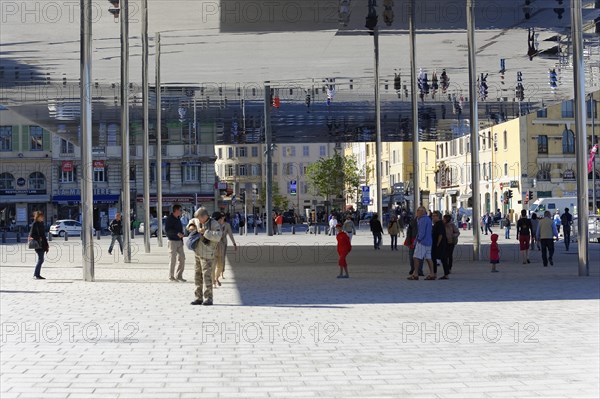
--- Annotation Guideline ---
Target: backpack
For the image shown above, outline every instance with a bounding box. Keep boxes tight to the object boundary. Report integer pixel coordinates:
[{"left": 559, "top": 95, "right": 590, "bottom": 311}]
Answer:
[{"left": 186, "top": 231, "right": 200, "bottom": 251}]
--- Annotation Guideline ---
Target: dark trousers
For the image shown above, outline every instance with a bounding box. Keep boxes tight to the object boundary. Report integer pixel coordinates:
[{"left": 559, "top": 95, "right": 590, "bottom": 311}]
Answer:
[
  {"left": 390, "top": 234, "right": 398, "bottom": 249},
  {"left": 446, "top": 243, "right": 456, "bottom": 270},
  {"left": 563, "top": 227, "right": 571, "bottom": 250},
  {"left": 433, "top": 250, "right": 450, "bottom": 276},
  {"left": 109, "top": 234, "right": 123, "bottom": 253},
  {"left": 34, "top": 249, "right": 44, "bottom": 277},
  {"left": 485, "top": 224, "right": 493, "bottom": 235},
  {"left": 540, "top": 239, "right": 555, "bottom": 266},
  {"left": 373, "top": 233, "right": 382, "bottom": 249}
]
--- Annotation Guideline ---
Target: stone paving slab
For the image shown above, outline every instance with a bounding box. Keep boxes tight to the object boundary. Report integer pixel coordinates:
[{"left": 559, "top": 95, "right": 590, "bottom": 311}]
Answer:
[{"left": 1, "top": 230, "right": 599, "bottom": 398}]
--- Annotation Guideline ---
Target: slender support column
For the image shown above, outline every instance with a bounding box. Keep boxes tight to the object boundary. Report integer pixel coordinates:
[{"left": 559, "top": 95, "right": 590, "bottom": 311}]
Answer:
[
  {"left": 264, "top": 83, "right": 273, "bottom": 236},
  {"left": 591, "top": 94, "right": 596, "bottom": 215},
  {"left": 467, "top": 0, "right": 481, "bottom": 261},
  {"left": 572, "top": 0, "right": 589, "bottom": 276},
  {"left": 409, "top": 0, "right": 419, "bottom": 212},
  {"left": 80, "top": 0, "right": 94, "bottom": 281},
  {"left": 120, "top": 0, "right": 131, "bottom": 263},
  {"left": 141, "top": 0, "right": 150, "bottom": 253},
  {"left": 156, "top": 32, "right": 163, "bottom": 247},
  {"left": 374, "top": 27, "right": 383, "bottom": 216}
]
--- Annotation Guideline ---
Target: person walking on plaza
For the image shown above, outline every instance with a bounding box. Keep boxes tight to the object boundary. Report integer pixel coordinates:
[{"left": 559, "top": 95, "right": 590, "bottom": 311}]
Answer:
[
  {"left": 187, "top": 207, "right": 222, "bottom": 306},
  {"left": 405, "top": 215, "right": 423, "bottom": 276},
  {"left": 275, "top": 212, "right": 283, "bottom": 235},
  {"left": 553, "top": 210, "right": 562, "bottom": 235},
  {"left": 108, "top": 212, "right": 123, "bottom": 255},
  {"left": 336, "top": 224, "right": 351, "bottom": 278},
  {"left": 516, "top": 209, "right": 533, "bottom": 264},
  {"left": 213, "top": 212, "right": 237, "bottom": 287},
  {"left": 560, "top": 207, "right": 573, "bottom": 251},
  {"left": 408, "top": 206, "right": 433, "bottom": 280},
  {"left": 431, "top": 211, "right": 449, "bottom": 280},
  {"left": 503, "top": 214, "right": 511, "bottom": 239},
  {"left": 530, "top": 213, "right": 540, "bottom": 250},
  {"left": 369, "top": 213, "right": 383, "bottom": 250},
  {"left": 28, "top": 211, "right": 49, "bottom": 280},
  {"left": 342, "top": 215, "right": 356, "bottom": 241},
  {"left": 490, "top": 233, "right": 500, "bottom": 272},
  {"left": 166, "top": 204, "right": 186, "bottom": 282},
  {"left": 387, "top": 215, "right": 399, "bottom": 250},
  {"left": 329, "top": 215, "right": 338, "bottom": 236},
  {"left": 537, "top": 210, "right": 558, "bottom": 267},
  {"left": 485, "top": 212, "right": 494, "bottom": 235},
  {"left": 443, "top": 214, "right": 460, "bottom": 274}
]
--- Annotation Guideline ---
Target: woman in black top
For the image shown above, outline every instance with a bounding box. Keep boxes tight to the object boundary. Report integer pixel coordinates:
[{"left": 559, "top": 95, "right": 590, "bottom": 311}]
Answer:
[
  {"left": 431, "top": 211, "right": 450, "bottom": 280},
  {"left": 369, "top": 213, "right": 384, "bottom": 250},
  {"left": 28, "top": 211, "right": 49, "bottom": 279}
]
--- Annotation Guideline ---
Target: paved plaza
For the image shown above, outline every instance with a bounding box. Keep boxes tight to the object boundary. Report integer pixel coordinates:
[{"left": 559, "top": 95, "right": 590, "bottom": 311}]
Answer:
[{"left": 1, "top": 228, "right": 599, "bottom": 399}]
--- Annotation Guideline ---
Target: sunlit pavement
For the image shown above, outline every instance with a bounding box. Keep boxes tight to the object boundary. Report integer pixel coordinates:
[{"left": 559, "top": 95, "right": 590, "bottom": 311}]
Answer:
[{"left": 1, "top": 228, "right": 599, "bottom": 399}]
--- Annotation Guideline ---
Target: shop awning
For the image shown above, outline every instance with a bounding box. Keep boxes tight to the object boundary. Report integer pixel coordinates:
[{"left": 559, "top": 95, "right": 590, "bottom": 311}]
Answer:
[
  {"left": 52, "top": 195, "right": 120, "bottom": 204},
  {"left": 0, "top": 195, "right": 51, "bottom": 203}
]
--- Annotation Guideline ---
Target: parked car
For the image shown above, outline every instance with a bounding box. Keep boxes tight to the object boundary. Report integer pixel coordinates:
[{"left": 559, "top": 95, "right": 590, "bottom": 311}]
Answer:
[
  {"left": 49, "top": 220, "right": 96, "bottom": 237},
  {"left": 572, "top": 215, "right": 600, "bottom": 243},
  {"left": 138, "top": 218, "right": 165, "bottom": 237}
]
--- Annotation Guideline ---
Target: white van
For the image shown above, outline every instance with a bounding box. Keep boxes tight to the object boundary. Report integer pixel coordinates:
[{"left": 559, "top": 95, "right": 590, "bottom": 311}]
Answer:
[{"left": 528, "top": 197, "right": 577, "bottom": 216}]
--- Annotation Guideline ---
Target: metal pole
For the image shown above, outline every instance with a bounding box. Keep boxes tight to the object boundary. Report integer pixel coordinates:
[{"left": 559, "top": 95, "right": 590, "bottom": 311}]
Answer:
[
  {"left": 409, "top": 0, "right": 419, "bottom": 212},
  {"left": 264, "top": 83, "right": 274, "bottom": 236},
  {"left": 374, "top": 27, "right": 383, "bottom": 216},
  {"left": 572, "top": 0, "right": 589, "bottom": 276},
  {"left": 467, "top": 0, "right": 482, "bottom": 261},
  {"left": 80, "top": 0, "right": 94, "bottom": 281},
  {"left": 155, "top": 32, "right": 163, "bottom": 247},
  {"left": 591, "top": 94, "right": 596, "bottom": 215},
  {"left": 121, "top": 0, "right": 132, "bottom": 263},
  {"left": 141, "top": 0, "right": 151, "bottom": 253}
]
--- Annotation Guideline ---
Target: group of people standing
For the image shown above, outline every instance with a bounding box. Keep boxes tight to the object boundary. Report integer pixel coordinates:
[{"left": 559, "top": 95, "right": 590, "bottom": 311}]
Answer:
[{"left": 405, "top": 207, "right": 460, "bottom": 280}]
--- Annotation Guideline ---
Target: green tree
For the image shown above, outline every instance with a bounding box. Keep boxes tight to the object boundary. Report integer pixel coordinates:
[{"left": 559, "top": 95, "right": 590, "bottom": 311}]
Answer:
[
  {"left": 306, "top": 151, "right": 361, "bottom": 207},
  {"left": 257, "top": 182, "right": 289, "bottom": 211}
]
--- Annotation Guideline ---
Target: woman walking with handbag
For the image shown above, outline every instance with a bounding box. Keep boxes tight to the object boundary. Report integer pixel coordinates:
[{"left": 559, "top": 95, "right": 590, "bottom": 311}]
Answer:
[{"left": 28, "top": 211, "right": 49, "bottom": 280}]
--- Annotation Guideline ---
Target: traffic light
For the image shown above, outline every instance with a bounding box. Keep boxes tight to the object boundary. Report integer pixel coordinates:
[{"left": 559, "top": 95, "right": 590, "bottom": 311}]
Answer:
[
  {"left": 108, "top": 0, "right": 120, "bottom": 18},
  {"left": 549, "top": 68, "right": 558, "bottom": 91},
  {"left": 507, "top": 189, "right": 513, "bottom": 199},
  {"left": 528, "top": 190, "right": 534, "bottom": 201},
  {"left": 524, "top": 191, "right": 529, "bottom": 205},
  {"left": 440, "top": 69, "right": 450, "bottom": 93},
  {"left": 394, "top": 73, "right": 401, "bottom": 91},
  {"left": 239, "top": 190, "right": 246, "bottom": 203},
  {"left": 515, "top": 83, "right": 525, "bottom": 101},
  {"left": 305, "top": 94, "right": 311, "bottom": 110}
]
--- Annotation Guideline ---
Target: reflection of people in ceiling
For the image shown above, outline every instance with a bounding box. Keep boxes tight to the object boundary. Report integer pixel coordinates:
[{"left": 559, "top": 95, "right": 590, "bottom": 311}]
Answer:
[
  {"left": 339, "top": 0, "right": 351, "bottom": 27},
  {"left": 383, "top": 0, "right": 394, "bottom": 26},
  {"left": 527, "top": 28, "right": 538, "bottom": 61}
]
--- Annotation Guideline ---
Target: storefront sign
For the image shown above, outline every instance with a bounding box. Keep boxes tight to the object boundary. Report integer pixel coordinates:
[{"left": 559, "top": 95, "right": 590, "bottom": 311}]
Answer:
[
  {"left": 93, "top": 160, "right": 105, "bottom": 171},
  {"left": 62, "top": 161, "right": 73, "bottom": 172},
  {"left": 509, "top": 180, "right": 519, "bottom": 188},
  {"left": 16, "top": 178, "right": 26, "bottom": 187}
]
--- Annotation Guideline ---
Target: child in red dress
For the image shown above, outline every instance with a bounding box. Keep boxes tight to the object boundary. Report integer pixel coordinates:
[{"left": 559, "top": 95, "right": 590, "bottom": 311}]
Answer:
[
  {"left": 336, "top": 224, "right": 351, "bottom": 278},
  {"left": 490, "top": 233, "right": 500, "bottom": 272}
]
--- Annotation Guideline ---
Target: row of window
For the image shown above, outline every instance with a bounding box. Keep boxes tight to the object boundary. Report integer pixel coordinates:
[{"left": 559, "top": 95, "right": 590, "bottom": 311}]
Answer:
[
  {"left": 537, "top": 100, "right": 598, "bottom": 119},
  {"left": 218, "top": 162, "right": 309, "bottom": 177},
  {"left": 217, "top": 145, "right": 328, "bottom": 160},
  {"left": 537, "top": 130, "right": 575, "bottom": 154},
  {"left": 0, "top": 126, "right": 44, "bottom": 152},
  {"left": 0, "top": 172, "right": 46, "bottom": 190}
]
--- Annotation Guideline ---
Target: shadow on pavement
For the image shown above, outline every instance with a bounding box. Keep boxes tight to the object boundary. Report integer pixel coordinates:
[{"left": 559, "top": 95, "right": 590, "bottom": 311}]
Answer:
[{"left": 227, "top": 243, "right": 600, "bottom": 306}]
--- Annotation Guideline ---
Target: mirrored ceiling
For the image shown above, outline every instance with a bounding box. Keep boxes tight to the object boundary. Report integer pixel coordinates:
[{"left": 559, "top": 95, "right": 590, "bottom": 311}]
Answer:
[{"left": 1, "top": 0, "right": 599, "bottom": 144}]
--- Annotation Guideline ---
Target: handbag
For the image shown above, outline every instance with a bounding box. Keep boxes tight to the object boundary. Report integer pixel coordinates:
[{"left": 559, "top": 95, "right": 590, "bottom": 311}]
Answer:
[
  {"left": 28, "top": 239, "right": 41, "bottom": 250},
  {"left": 185, "top": 231, "right": 200, "bottom": 251}
]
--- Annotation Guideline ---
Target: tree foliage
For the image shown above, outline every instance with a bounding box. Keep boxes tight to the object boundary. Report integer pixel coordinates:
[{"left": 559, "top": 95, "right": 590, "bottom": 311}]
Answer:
[
  {"left": 258, "top": 182, "right": 289, "bottom": 211},
  {"left": 306, "top": 151, "right": 361, "bottom": 201}
]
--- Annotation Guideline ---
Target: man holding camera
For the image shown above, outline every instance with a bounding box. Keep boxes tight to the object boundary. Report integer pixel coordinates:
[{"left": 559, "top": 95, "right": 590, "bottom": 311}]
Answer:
[{"left": 186, "top": 207, "right": 222, "bottom": 306}]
